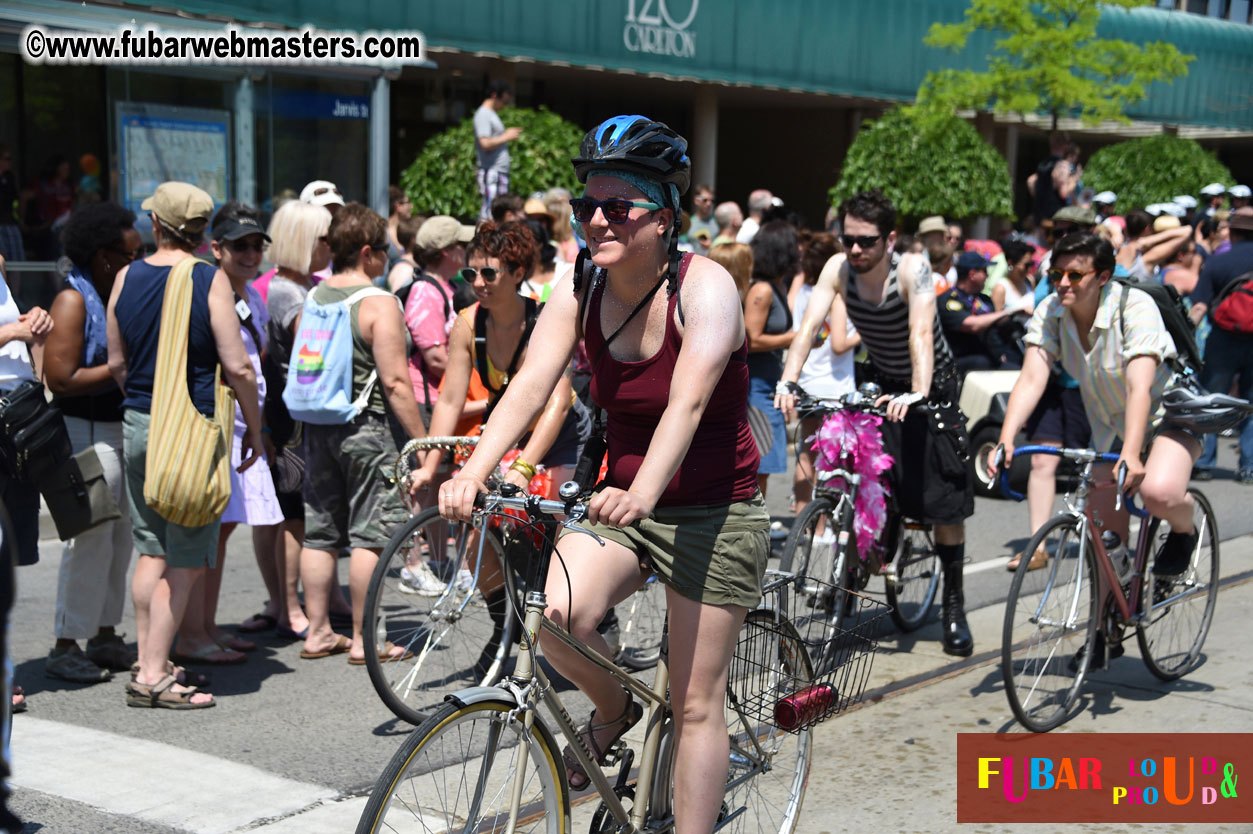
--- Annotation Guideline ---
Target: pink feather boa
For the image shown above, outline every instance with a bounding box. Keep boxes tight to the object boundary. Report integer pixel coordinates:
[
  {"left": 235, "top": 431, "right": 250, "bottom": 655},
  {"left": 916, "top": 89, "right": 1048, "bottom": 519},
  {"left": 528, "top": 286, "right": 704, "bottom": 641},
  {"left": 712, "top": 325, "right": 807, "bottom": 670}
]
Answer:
[{"left": 809, "top": 410, "right": 895, "bottom": 558}]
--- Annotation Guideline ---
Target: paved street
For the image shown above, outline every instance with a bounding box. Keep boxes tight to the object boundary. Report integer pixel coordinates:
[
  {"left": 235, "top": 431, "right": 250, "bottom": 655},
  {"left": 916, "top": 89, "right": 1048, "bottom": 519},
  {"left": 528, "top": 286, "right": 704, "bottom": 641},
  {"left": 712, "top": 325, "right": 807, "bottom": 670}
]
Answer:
[{"left": 7, "top": 437, "right": 1253, "bottom": 833}]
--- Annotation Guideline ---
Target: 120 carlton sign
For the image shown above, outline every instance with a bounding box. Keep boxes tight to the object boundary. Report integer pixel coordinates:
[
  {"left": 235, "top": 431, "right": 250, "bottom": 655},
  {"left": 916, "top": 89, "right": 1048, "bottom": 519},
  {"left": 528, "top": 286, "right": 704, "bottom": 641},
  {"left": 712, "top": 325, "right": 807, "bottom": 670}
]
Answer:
[{"left": 624, "top": 0, "right": 697, "bottom": 58}]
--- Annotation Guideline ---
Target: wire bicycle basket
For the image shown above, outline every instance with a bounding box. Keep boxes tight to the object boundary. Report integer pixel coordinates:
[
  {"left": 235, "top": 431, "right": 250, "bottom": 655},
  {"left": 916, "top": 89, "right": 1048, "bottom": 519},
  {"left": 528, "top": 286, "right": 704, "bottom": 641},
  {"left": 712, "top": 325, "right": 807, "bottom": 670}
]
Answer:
[{"left": 729, "top": 571, "right": 887, "bottom": 733}]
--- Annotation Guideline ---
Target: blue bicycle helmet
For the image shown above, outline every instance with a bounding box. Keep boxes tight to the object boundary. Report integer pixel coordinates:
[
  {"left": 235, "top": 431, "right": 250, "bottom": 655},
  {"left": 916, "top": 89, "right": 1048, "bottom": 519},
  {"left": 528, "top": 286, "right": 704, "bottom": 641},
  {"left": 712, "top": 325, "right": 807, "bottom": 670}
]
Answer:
[
  {"left": 571, "top": 116, "right": 692, "bottom": 296},
  {"left": 572, "top": 115, "right": 691, "bottom": 196}
]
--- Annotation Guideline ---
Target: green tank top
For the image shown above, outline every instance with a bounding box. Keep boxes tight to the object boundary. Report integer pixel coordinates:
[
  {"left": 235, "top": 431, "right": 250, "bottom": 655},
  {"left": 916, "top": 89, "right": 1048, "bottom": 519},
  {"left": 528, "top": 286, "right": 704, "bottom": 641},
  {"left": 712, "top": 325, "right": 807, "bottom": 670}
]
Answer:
[{"left": 310, "top": 282, "right": 407, "bottom": 415}]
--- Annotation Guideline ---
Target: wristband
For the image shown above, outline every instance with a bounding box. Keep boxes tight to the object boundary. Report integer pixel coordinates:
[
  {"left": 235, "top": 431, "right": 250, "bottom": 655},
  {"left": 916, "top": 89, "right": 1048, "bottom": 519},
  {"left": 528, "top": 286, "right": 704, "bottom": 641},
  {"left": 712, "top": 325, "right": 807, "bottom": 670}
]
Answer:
[
  {"left": 889, "top": 392, "right": 925, "bottom": 409},
  {"left": 775, "top": 380, "right": 802, "bottom": 397},
  {"left": 509, "top": 458, "right": 537, "bottom": 480}
]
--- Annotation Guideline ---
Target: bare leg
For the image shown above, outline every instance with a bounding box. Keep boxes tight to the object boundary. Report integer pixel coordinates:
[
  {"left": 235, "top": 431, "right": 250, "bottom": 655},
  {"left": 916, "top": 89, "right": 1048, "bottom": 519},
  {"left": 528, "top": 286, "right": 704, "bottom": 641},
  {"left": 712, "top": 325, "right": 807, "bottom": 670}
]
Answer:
[
  {"left": 347, "top": 547, "right": 392, "bottom": 662},
  {"left": 1139, "top": 431, "right": 1201, "bottom": 532},
  {"left": 134, "top": 564, "right": 212, "bottom": 705},
  {"left": 792, "top": 416, "right": 821, "bottom": 515},
  {"left": 202, "top": 523, "right": 235, "bottom": 641},
  {"left": 541, "top": 534, "right": 647, "bottom": 746},
  {"left": 251, "top": 523, "right": 281, "bottom": 621},
  {"left": 174, "top": 524, "right": 243, "bottom": 661},
  {"left": 300, "top": 546, "right": 342, "bottom": 655},
  {"left": 665, "top": 590, "right": 746, "bottom": 834},
  {"left": 1026, "top": 442, "right": 1061, "bottom": 535},
  {"left": 281, "top": 521, "right": 309, "bottom": 632}
]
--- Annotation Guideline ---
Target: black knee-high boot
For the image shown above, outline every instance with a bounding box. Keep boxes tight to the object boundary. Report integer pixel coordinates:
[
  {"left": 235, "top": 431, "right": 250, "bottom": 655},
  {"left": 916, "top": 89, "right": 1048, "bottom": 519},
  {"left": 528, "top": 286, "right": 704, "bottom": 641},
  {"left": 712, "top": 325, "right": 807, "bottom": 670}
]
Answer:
[{"left": 938, "top": 544, "right": 973, "bottom": 657}]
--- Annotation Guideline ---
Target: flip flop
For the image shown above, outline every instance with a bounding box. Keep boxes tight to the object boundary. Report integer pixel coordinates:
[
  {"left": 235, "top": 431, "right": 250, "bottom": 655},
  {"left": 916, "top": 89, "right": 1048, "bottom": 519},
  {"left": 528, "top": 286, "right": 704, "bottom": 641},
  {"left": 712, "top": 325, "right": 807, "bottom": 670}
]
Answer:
[
  {"left": 11, "top": 686, "right": 26, "bottom": 714},
  {"left": 347, "top": 641, "right": 413, "bottom": 666},
  {"left": 237, "top": 612, "right": 277, "bottom": 633},
  {"left": 171, "top": 644, "right": 247, "bottom": 666},
  {"left": 213, "top": 634, "right": 257, "bottom": 653},
  {"left": 275, "top": 625, "right": 310, "bottom": 641},
  {"left": 299, "top": 634, "right": 351, "bottom": 660},
  {"left": 126, "top": 674, "right": 215, "bottom": 710}
]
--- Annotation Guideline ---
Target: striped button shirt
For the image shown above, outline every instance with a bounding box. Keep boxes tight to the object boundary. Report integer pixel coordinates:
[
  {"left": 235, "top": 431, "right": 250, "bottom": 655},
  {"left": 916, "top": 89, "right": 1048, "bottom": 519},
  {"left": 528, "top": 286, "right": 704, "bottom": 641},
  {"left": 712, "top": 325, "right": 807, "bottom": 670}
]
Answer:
[
  {"left": 844, "top": 253, "right": 954, "bottom": 388},
  {"left": 1025, "top": 280, "right": 1176, "bottom": 453}
]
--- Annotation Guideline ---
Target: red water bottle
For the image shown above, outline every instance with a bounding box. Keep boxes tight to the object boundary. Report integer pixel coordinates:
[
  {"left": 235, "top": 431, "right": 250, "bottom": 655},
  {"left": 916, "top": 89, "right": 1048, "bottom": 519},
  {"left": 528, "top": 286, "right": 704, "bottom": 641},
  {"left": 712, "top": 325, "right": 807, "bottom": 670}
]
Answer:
[{"left": 773, "top": 683, "right": 837, "bottom": 731}]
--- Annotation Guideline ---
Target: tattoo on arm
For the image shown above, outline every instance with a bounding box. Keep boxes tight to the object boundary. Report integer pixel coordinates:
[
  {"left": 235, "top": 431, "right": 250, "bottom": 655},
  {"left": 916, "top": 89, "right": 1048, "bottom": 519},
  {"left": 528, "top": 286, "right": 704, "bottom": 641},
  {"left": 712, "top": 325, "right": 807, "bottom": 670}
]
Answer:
[{"left": 912, "top": 258, "right": 933, "bottom": 296}]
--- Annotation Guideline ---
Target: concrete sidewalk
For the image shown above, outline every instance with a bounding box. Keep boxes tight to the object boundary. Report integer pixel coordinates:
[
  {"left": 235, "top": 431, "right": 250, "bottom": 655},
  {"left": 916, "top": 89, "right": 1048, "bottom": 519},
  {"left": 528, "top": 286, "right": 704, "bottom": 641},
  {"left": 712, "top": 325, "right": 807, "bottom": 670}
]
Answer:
[{"left": 797, "top": 534, "right": 1253, "bottom": 834}]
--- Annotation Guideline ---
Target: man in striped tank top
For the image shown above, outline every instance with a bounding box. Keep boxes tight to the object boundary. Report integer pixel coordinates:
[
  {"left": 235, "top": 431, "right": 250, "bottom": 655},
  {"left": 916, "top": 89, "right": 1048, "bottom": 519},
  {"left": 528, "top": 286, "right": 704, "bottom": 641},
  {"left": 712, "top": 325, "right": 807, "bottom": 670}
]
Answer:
[{"left": 776, "top": 190, "right": 975, "bottom": 657}]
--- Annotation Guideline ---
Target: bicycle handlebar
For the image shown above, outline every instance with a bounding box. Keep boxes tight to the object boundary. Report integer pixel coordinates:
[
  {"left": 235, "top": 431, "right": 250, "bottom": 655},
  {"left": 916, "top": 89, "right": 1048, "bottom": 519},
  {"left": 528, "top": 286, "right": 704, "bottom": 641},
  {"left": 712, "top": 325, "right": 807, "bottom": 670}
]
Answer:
[
  {"left": 473, "top": 481, "right": 590, "bottom": 525},
  {"left": 992, "top": 445, "right": 1147, "bottom": 517}
]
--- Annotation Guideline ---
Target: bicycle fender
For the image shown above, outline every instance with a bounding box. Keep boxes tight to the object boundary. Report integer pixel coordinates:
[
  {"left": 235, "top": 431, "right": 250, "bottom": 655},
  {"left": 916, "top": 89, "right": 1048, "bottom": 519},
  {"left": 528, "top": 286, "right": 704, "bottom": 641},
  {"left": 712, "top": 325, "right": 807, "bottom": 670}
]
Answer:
[{"left": 444, "top": 686, "right": 511, "bottom": 709}]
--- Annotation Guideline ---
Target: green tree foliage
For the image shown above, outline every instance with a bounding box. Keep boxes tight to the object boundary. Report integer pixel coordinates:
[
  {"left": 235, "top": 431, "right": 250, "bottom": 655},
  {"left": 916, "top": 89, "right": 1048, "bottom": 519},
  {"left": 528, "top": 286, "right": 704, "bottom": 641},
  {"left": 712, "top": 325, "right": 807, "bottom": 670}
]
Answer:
[
  {"left": 829, "top": 107, "right": 1014, "bottom": 223},
  {"left": 400, "top": 106, "right": 584, "bottom": 219},
  {"left": 1083, "top": 135, "right": 1233, "bottom": 211},
  {"left": 916, "top": 0, "right": 1192, "bottom": 128}
]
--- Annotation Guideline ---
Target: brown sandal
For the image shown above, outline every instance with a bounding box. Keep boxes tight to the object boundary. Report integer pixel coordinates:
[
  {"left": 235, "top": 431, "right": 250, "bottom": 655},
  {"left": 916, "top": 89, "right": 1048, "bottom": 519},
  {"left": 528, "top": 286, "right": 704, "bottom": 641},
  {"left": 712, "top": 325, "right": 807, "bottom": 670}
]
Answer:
[
  {"left": 1006, "top": 547, "right": 1048, "bottom": 572},
  {"left": 126, "top": 674, "right": 215, "bottom": 710},
  {"left": 562, "top": 690, "right": 643, "bottom": 791}
]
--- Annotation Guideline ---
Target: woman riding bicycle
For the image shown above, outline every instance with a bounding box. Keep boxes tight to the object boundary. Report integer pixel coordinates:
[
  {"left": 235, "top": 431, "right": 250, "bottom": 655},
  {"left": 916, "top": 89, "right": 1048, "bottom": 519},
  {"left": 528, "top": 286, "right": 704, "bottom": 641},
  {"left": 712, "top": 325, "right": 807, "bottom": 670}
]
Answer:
[
  {"left": 438, "top": 115, "right": 768, "bottom": 834},
  {"left": 992, "top": 231, "right": 1200, "bottom": 581}
]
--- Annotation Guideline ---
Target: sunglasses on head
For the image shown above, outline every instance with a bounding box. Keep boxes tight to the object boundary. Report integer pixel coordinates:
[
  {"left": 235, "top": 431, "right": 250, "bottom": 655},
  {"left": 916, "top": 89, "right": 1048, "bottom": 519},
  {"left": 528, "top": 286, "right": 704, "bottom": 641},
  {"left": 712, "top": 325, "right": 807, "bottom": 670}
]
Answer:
[
  {"left": 840, "top": 233, "right": 882, "bottom": 250},
  {"left": 227, "top": 238, "right": 266, "bottom": 254},
  {"left": 1046, "top": 268, "right": 1097, "bottom": 284},
  {"left": 570, "top": 197, "right": 662, "bottom": 224},
  {"left": 460, "top": 266, "right": 500, "bottom": 283},
  {"left": 368, "top": 238, "right": 389, "bottom": 252}
]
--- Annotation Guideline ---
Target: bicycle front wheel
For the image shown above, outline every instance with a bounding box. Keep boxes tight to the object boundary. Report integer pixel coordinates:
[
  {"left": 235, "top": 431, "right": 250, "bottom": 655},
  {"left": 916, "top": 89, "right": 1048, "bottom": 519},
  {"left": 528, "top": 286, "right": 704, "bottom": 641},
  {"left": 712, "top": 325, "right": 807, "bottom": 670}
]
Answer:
[
  {"left": 1137, "top": 487, "right": 1220, "bottom": 681},
  {"left": 617, "top": 575, "right": 667, "bottom": 671},
  {"left": 721, "top": 609, "right": 813, "bottom": 834},
  {"left": 355, "top": 698, "right": 567, "bottom": 834},
  {"left": 885, "top": 519, "right": 940, "bottom": 632},
  {"left": 1001, "top": 515, "right": 1097, "bottom": 733},
  {"left": 364, "top": 508, "right": 516, "bottom": 725},
  {"left": 779, "top": 497, "right": 849, "bottom": 639}
]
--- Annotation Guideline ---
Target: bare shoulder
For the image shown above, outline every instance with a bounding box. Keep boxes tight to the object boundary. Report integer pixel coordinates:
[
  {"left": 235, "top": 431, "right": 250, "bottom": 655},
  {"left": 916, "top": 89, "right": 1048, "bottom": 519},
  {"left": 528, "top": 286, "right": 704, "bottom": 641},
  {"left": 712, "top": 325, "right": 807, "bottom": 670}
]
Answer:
[
  {"left": 898, "top": 252, "right": 934, "bottom": 299},
  {"left": 679, "top": 255, "right": 740, "bottom": 312},
  {"left": 817, "top": 252, "right": 848, "bottom": 293}
]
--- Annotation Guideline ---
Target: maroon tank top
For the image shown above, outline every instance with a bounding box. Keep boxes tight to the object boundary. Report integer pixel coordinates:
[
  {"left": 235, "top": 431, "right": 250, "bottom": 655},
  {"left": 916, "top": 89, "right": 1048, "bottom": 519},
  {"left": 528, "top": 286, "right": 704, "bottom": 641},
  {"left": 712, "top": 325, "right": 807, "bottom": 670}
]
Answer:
[{"left": 585, "top": 254, "right": 760, "bottom": 507}]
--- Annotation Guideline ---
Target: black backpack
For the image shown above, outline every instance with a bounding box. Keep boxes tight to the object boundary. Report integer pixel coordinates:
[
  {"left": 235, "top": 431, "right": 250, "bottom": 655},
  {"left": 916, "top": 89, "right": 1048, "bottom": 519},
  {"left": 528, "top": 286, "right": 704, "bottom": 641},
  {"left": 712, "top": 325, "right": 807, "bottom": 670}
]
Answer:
[{"left": 1114, "top": 277, "right": 1202, "bottom": 373}]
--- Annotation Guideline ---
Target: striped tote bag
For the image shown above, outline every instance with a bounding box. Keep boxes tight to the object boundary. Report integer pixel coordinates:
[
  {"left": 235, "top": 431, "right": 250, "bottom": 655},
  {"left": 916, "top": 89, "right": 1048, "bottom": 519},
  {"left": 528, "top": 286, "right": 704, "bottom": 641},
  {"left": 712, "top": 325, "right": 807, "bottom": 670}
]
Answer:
[{"left": 143, "top": 257, "right": 236, "bottom": 527}]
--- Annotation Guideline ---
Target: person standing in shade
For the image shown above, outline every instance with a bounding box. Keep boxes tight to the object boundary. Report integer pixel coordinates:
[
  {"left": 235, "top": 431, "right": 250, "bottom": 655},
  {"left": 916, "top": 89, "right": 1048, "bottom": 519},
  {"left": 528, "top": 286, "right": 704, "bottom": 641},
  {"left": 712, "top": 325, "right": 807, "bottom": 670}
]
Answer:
[
  {"left": 686, "top": 184, "right": 717, "bottom": 255},
  {"left": 474, "top": 81, "right": 522, "bottom": 222}
]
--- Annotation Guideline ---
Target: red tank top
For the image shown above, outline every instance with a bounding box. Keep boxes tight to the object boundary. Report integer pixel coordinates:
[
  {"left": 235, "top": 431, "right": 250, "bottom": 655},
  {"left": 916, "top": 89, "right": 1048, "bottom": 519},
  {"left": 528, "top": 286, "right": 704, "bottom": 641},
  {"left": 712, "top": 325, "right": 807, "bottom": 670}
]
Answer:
[{"left": 585, "top": 254, "right": 760, "bottom": 507}]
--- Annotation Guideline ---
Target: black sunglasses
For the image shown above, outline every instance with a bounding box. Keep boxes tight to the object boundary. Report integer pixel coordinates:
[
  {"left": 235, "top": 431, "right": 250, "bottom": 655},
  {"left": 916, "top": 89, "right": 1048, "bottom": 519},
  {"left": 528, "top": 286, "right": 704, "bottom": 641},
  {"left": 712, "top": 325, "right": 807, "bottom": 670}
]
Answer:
[
  {"left": 840, "top": 233, "right": 882, "bottom": 250},
  {"left": 570, "top": 197, "right": 662, "bottom": 224},
  {"left": 227, "top": 239, "right": 266, "bottom": 254},
  {"left": 368, "top": 238, "right": 389, "bottom": 252},
  {"left": 460, "top": 266, "right": 500, "bottom": 283}
]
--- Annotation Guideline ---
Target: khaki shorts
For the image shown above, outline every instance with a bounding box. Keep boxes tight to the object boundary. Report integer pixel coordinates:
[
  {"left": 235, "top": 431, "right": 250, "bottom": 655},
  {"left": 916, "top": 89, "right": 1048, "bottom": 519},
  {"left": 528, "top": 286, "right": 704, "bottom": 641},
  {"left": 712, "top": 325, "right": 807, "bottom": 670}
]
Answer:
[
  {"left": 569, "top": 492, "right": 770, "bottom": 610},
  {"left": 122, "top": 409, "right": 221, "bottom": 568}
]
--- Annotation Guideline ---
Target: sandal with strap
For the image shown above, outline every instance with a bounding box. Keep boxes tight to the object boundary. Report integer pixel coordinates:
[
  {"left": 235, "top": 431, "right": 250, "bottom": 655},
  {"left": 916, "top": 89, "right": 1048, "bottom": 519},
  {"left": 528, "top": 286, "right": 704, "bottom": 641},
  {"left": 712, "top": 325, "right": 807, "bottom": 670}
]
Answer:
[
  {"left": 562, "top": 690, "right": 643, "bottom": 791},
  {"left": 125, "top": 674, "right": 215, "bottom": 710}
]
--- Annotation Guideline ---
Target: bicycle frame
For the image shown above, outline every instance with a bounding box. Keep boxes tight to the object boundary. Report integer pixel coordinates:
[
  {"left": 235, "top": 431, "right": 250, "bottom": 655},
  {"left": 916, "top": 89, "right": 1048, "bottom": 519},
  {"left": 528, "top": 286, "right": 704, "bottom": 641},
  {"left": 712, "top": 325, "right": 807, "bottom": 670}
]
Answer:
[
  {"left": 464, "top": 505, "right": 778, "bottom": 834},
  {"left": 1008, "top": 446, "right": 1155, "bottom": 637}
]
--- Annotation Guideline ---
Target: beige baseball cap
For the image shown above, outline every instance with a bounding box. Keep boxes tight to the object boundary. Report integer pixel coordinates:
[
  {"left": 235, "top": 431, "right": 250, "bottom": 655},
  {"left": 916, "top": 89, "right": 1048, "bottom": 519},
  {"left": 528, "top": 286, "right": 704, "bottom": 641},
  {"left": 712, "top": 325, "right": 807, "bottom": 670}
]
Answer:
[
  {"left": 141, "top": 182, "right": 214, "bottom": 233},
  {"left": 417, "top": 215, "right": 475, "bottom": 250},
  {"left": 917, "top": 215, "right": 947, "bottom": 236}
]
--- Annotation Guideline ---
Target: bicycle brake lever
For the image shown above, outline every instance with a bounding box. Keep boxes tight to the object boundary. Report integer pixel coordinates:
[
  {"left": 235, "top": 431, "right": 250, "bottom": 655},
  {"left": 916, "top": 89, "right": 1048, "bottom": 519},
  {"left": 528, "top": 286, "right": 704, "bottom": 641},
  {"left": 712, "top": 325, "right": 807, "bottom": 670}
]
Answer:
[
  {"left": 1115, "top": 461, "right": 1128, "bottom": 513},
  {"left": 561, "top": 521, "right": 605, "bottom": 546}
]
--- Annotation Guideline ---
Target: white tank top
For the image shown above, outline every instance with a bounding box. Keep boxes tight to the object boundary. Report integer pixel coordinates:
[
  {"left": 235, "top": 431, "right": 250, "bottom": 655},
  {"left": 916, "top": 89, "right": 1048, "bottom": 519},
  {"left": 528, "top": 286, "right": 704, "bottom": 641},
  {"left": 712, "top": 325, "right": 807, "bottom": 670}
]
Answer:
[{"left": 791, "top": 283, "right": 855, "bottom": 399}]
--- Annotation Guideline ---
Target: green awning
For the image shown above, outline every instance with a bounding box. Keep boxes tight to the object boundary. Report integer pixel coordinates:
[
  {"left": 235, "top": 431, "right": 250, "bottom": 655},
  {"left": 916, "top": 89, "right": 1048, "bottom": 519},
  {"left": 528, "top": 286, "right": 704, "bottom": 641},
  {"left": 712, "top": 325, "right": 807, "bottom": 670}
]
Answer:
[{"left": 83, "top": 0, "right": 1253, "bottom": 130}]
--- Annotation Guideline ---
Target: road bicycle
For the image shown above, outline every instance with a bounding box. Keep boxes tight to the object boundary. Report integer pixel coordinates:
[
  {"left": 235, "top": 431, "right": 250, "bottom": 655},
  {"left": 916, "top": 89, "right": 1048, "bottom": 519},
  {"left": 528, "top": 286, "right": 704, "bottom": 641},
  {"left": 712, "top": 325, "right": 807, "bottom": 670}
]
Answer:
[
  {"left": 780, "top": 385, "right": 941, "bottom": 637},
  {"left": 996, "top": 445, "right": 1219, "bottom": 733},
  {"left": 356, "top": 483, "right": 886, "bottom": 834},
  {"left": 364, "top": 438, "right": 671, "bottom": 726}
]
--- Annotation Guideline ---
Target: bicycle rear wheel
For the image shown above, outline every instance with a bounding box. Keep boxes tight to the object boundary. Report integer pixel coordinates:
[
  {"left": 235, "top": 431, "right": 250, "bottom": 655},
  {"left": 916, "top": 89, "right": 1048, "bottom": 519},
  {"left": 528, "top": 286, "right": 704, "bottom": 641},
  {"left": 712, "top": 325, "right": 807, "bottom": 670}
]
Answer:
[
  {"left": 779, "top": 497, "right": 849, "bottom": 638},
  {"left": 1137, "top": 488, "right": 1219, "bottom": 681},
  {"left": 364, "top": 508, "right": 516, "bottom": 725},
  {"left": 355, "top": 698, "right": 567, "bottom": 834},
  {"left": 617, "top": 575, "right": 667, "bottom": 671},
  {"left": 885, "top": 519, "right": 940, "bottom": 632},
  {"left": 1001, "top": 515, "right": 1097, "bottom": 733},
  {"left": 721, "top": 609, "right": 813, "bottom": 834}
]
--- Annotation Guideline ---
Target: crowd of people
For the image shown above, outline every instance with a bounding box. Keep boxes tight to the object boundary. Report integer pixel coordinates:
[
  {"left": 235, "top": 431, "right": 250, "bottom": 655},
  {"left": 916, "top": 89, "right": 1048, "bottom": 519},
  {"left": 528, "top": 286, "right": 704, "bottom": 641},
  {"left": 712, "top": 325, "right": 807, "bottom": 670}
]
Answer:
[{"left": 0, "top": 103, "right": 1250, "bottom": 832}]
